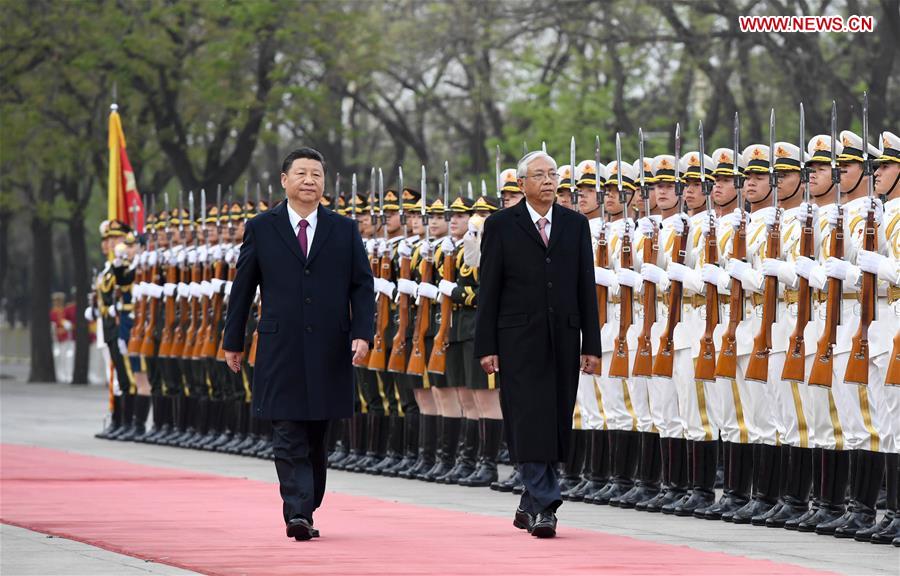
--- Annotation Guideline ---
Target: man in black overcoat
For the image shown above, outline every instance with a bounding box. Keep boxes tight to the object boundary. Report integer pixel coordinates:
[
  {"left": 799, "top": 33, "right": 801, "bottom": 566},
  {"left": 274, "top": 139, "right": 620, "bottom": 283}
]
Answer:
[
  {"left": 223, "top": 147, "right": 374, "bottom": 541},
  {"left": 474, "top": 150, "right": 601, "bottom": 538}
]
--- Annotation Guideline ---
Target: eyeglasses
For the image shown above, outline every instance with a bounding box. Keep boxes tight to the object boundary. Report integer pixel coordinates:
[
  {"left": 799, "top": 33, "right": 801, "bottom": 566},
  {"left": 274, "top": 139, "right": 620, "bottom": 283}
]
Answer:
[{"left": 523, "top": 171, "right": 559, "bottom": 182}]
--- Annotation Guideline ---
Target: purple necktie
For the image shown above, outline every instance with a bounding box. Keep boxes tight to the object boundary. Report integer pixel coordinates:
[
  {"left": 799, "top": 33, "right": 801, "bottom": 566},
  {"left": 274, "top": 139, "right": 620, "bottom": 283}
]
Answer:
[
  {"left": 537, "top": 217, "right": 549, "bottom": 246},
  {"left": 297, "top": 220, "right": 309, "bottom": 256}
]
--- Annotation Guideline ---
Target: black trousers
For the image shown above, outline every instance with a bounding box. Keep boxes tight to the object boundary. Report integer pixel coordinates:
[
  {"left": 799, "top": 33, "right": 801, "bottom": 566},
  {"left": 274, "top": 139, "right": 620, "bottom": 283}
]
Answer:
[
  {"left": 518, "top": 461, "right": 563, "bottom": 515},
  {"left": 271, "top": 419, "right": 330, "bottom": 524}
]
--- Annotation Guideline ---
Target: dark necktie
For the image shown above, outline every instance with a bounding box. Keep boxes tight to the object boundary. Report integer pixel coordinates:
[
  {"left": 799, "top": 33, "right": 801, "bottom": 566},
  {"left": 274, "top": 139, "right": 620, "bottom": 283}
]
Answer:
[{"left": 297, "top": 220, "right": 309, "bottom": 256}]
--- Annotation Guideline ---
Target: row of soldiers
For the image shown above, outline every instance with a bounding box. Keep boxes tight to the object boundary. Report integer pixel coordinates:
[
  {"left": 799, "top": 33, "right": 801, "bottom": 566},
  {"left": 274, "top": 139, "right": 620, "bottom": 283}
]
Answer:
[{"left": 92, "top": 118, "right": 899, "bottom": 547}]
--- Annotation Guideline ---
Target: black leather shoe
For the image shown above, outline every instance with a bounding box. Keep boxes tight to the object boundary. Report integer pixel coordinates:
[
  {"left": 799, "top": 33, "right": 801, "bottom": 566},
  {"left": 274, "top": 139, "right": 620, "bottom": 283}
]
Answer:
[
  {"left": 870, "top": 515, "right": 900, "bottom": 544},
  {"left": 531, "top": 511, "right": 557, "bottom": 538},
  {"left": 731, "top": 498, "right": 775, "bottom": 524},
  {"left": 765, "top": 501, "right": 809, "bottom": 528},
  {"left": 857, "top": 512, "right": 896, "bottom": 543},
  {"left": 796, "top": 505, "right": 844, "bottom": 532},
  {"left": 513, "top": 507, "right": 535, "bottom": 532},
  {"left": 784, "top": 502, "right": 819, "bottom": 530},
  {"left": 286, "top": 517, "right": 314, "bottom": 541},
  {"left": 644, "top": 489, "right": 686, "bottom": 514},
  {"left": 491, "top": 469, "right": 520, "bottom": 492},
  {"left": 698, "top": 495, "right": 748, "bottom": 520},
  {"left": 673, "top": 490, "right": 715, "bottom": 517},
  {"left": 832, "top": 510, "right": 876, "bottom": 538},
  {"left": 661, "top": 492, "right": 690, "bottom": 515},
  {"left": 751, "top": 501, "right": 784, "bottom": 526}
]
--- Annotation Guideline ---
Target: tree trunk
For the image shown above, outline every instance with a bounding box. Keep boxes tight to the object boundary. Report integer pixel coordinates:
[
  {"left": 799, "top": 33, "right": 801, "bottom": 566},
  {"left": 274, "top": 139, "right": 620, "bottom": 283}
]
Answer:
[
  {"left": 28, "top": 210, "right": 55, "bottom": 383},
  {"left": 69, "top": 214, "right": 90, "bottom": 385}
]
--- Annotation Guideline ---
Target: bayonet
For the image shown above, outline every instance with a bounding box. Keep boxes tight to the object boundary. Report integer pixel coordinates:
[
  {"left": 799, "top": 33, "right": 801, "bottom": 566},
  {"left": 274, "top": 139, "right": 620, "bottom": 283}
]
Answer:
[
  {"left": 370, "top": 167, "right": 377, "bottom": 226},
  {"left": 351, "top": 173, "right": 358, "bottom": 218},
  {"left": 863, "top": 91, "right": 874, "bottom": 200},
  {"left": 422, "top": 165, "right": 429, "bottom": 245},
  {"left": 443, "top": 161, "right": 450, "bottom": 222},
  {"left": 200, "top": 188, "right": 207, "bottom": 244},
  {"left": 570, "top": 136, "right": 578, "bottom": 207},
  {"left": 638, "top": 128, "right": 649, "bottom": 215},
  {"left": 596, "top": 135, "right": 605, "bottom": 221},
  {"left": 188, "top": 190, "right": 195, "bottom": 247},
  {"left": 378, "top": 168, "right": 386, "bottom": 241},
  {"left": 541, "top": 141, "right": 547, "bottom": 154},
  {"left": 481, "top": 179, "right": 487, "bottom": 200},
  {"left": 495, "top": 145, "right": 503, "bottom": 206},
  {"left": 467, "top": 181, "right": 473, "bottom": 200},
  {"left": 769, "top": 108, "right": 778, "bottom": 209},
  {"left": 699, "top": 121, "right": 712, "bottom": 212},
  {"left": 734, "top": 112, "right": 744, "bottom": 214},
  {"left": 800, "top": 103, "right": 810, "bottom": 205},
  {"left": 523, "top": 141, "right": 528, "bottom": 157},
  {"left": 398, "top": 166, "right": 406, "bottom": 235},
  {"left": 163, "top": 192, "right": 171, "bottom": 237},
  {"left": 266, "top": 183, "right": 272, "bottom": 210},
  {"left": 216, "top": 184, "right": 222, "bottom": 234},
  {"left": 675, "top": 123, "right": 683, "bottom": 214}
]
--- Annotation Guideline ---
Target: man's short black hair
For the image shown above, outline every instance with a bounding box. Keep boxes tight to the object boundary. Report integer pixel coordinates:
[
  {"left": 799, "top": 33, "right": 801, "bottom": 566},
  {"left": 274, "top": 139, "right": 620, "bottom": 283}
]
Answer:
[{"left": 281, "top": 147, "right": 327, "bottom": 175}]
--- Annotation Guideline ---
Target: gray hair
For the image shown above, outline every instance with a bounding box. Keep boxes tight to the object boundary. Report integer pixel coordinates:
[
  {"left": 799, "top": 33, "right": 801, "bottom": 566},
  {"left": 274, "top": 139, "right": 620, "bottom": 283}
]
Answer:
[{"left": 516, "top": 151, "right": 558, "bottom": 178}]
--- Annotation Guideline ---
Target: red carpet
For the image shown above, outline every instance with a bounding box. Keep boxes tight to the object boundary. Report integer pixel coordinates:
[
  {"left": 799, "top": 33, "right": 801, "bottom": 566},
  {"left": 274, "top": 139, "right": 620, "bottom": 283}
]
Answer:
[{"left": 1, "top": 443, "right": 836, "bottom": 576}]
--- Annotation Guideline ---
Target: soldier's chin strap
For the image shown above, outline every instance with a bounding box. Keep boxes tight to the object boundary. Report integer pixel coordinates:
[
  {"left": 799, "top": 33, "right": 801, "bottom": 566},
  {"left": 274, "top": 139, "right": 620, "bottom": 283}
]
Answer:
[
  {"left": 779, "top": 177, "right": 802, "bottom": 205},
  {"left": 884, "top": 170, "right": 900, "bottom": 201},
  {"left": 843, "top": 167, "right": 864, "bottom": 197}
]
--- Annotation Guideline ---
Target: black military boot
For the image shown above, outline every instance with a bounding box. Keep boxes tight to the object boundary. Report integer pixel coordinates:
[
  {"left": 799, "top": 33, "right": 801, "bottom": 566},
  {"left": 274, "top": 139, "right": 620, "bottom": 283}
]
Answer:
[
  {"left": 732, "top": 443, "right": 780, "bottom": 524},
  {"left": 336, "top": 413, "right": 367, "bottom": 470},
  {"left": 798, "top": 448, "right": 849, "bottom": 531},
  {"left": 560, "top": 430, "right": 589, "bottom": 499},
  {"left": 717, "top": 442, "right": 754, "bottom": 521},
  {"left": 583, "top": 429, "right": 612, "bottom": 505},
  {"left": 161, "top": 396, "right": 187, "bottom": 445},
  {"left": 238, "top": 411, "right": 262, "bottom": 456},
  {"left": 699, "top": 441, "right": 732, "bottom": 519},
  {"left": 437, "top": 418, "right": 478, "bottom": 484},
  {"left": 674, "top": 439, "right": 717, "bottom": 516},
  {"left": 95, "top": 398, "right": 123, "bottom": 439},
  {"left": 832, "top": 450, "right": 885, "bottom": 538},
  {"left": 128, "top": 395, "right": 151, "bottom": 441},
  {"left": 639, "top": 435, "right": 670, "bottom": 512},
  {"left": 786, "top": 447, "right": 823, "bottom": 529},
  {"left": 766, "top": 446, "right": 813, "bottom": 527},
  {"left": 327, "top": 418, "right": 351, "bottom": 466},
  {"left": 111, "top": 394, "right": 136, "bottom": 440},
  {"left": 179, "top": 397, "right": 206, "bottom": 447},
  {"left": 136, "top": 396, "right": 161, "bottom": 443},
  {"left": 384, "top": 414, "right": 420, "bottom": 477},
  {"left": 751, "top": 444, "right": 789, "bottom": 525},
  {"left": 616, "top": 432, "right": 662, "bottom": 509},
  {"left": 869, "top": 452, "right": 899, "bottom": 544},
  {"left": 598, "top": 430, "right": 639, "bottom": 506},
  {"left": 353, "top": 414, "right": 389, "bottom": 472},
  {"left": 222, "top": 400, "right": 248, "bottom": 454},
  {"left": 653, "top": 437, "right": 689, "bottom": 513},
  {"left": 565, "top": 430, "right": 599, "bottom": 502},
  {"left": 369, "top": 415, "right": 405, "bottom": 474},
  {"left": 401, "top": 414, "right": 437, "bottom": 479},
  {"left": 459, "top": 418, "right": 502, "bottom": 487},
  {"left": 420, "top": 416, "right": 460, "bottom": 482}
]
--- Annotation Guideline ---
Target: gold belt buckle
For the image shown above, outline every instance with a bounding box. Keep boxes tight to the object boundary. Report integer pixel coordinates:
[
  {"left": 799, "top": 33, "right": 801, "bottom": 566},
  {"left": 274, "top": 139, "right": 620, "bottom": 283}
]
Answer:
[
  {"left": 889, "top": 286, "right": 900, "bottom": 303},
  {"left": 783, "top": 290, "right": 799, "bottom": 305}
]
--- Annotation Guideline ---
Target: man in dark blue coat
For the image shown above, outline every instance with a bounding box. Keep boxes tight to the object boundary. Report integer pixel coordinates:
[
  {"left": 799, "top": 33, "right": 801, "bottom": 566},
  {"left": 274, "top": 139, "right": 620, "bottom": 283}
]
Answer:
[{"left": 223, "top": 147, "right": 374, "bottom": 541}]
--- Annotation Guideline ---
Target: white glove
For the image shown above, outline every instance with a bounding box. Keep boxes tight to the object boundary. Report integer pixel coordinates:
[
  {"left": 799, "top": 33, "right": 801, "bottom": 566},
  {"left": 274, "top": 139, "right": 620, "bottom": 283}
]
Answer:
[
  {"left": 618, "top": 267, "right": 642, "bottom": 288},
  {"left": 762, "top": 258, "right": 797, "bottom": 287},
  {"left": 198, "top": 245, "right": 209, "bottom": 263},
  {"left": 189, "top": 282, "right": 202, "bottom": 299},
  {"left": 365, "top": 239, "right": 377, "bottom": 255},
  {"left": 755, "top": 206, "right": 779, "bottom": 229},
  {"left": 593, "top": 222, "right": 609, "bottom": 241},
  {"left": 147, "top": 251, "right": 158, "bottom": 267},
  {"left": 664, "top": 216, "right": 685, "bottom": 236},
  {"left": 225, "top": 247, "right": 238, "bottom": 266},
  {"left": 186, "top": 250, "right": 197, "bottom": 265},
  {"left": 198, "top": 280, "right": 211, "bottom": 297},
  {"left": 420, "top": 241, "right": 433, "bottom": 260},
  {"left": 211, "top": 245, "right": 223, "bottom": 260},
  {"left": 441, "top": 236, "right": 456, "bottom": 255},
  {"left": 398, "top": 240, "right": 412, "bottom": 259},
  {"left": 396, "top": 278, "right": 417, "bottom": 296},
  {"left": 863, "top": 198, "right": 884, "bottom": 225},
  {"left": 667, "top": 262, "right": 692, "bottom": 283},
  {"left": 640, "top": 263, "right": 666, "bottom": 285},
  {"left": 374, "top": 277, "right": 396, "bottom": 297},
  {"left": 702, "top": 263, "right": 730, "bottom": 293},
  {"left": 637, "top": 217, "right": 659, "bottom": 238},
  {"left": 727, "top": 259, "right": 762, "bottom": 292},
  {"left": 107, "top": 305, "right": 117, "bottom": 318},
  {"left": 438, "top": 279, "right": 457, "bottom": 297},
  {"left": 594, "top": 267, "right": 617, "bottom": 287},
  {"left": 416, "top": 282, "right": 439, "bottom": 300},
  {"left": 699, "top": 213, "right": 718, "bottom": 237},
  {"left": 224, "top": 281, "right": 233, "bottom": 296},
  {"left": 84, "top": 307, "right": 95, "bottom": 321},
  {"left": 721, "top": 208, "right": 743, "bottom": 230},
  {"left": 163, "top": 283, "right": 177, "bottom": 297},
  {"left": 824, "top": 257, "right": 850, "bottom": 281},
  {"left": 798, "top": 202, "right": 819, "bottom": 222},
  {"left": 210, "top": 278, "right": 225, "bottom": 293},
  {"left": 177, "top": 282, "right": 190, "bottom": 298},
  {"left": 149, "top": 284, "right": 165, "bottom": 299},
  {"left": 468, "top": 220, "right": 480, "bottom": 234},
  {"left": 823, "top": 204, "right": 842, "bottom": 228},
  {"left": 377, "top": 239, "right": 390, "bottom": 258},
  {"left": 857, "top": 249, "right": 899, "bottom": 284},
  {"left": 132, "top": 283, "right": 144, "bottom": 299}
]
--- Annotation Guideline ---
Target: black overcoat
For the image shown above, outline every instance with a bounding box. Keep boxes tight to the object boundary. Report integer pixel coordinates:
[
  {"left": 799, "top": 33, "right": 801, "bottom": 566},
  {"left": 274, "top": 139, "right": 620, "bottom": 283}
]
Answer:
[
  {"left": 474, "top": 200, "right": 601, "bottom": 462},
  {"left": 223, "top": 200, "right": 374, "bottom": 421}
]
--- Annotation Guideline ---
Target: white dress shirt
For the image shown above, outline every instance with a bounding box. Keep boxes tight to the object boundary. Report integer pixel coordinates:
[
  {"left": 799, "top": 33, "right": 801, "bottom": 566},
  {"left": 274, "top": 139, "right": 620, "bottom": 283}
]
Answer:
[
  {"left": 287, "top": 201, "right": 318, "bottom": 254},
  {"left": 525, "top": 200, "right": 553, "bottom": 240}
]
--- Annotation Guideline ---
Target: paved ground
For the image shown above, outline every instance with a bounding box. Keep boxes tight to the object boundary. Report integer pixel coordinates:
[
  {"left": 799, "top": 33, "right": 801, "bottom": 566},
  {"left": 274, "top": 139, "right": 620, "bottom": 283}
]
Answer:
[{"left": 1, "top": 375, "right": 897, "bottom": 576}]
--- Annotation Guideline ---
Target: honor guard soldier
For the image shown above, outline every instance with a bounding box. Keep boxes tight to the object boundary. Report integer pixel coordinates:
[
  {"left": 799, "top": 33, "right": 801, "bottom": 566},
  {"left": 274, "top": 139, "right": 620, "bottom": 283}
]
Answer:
[{"left": 556, "top": 165, "right": 575, "bottom": 210}]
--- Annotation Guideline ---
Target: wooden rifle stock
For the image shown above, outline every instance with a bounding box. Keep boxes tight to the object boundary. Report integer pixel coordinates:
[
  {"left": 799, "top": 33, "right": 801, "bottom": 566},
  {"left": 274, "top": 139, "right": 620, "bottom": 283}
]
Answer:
[
  {"left": 428, "top": 247, "right": 456, "bottom": 375},
  {"left": 695, "top": 221, "right": 719, "bottom": 381},
  {"left": 653, "top": 223, "right": 687, "bottom": 378},
  {"left": 406, "top": 253, "right": 433, "bottom": 376},
  {"left": 633, "top": 228, "right": 658, "bottom": 377},
  {"left": 180, "top": 259, "right": 202, "bottom": 359},
  {"left": 746, "top": 217, "right": 781, "bottom": 383},
  {"left": 191, "top": 259, "right": 215, "bottom": 358},
  {"left": 609, "top": 230, "right": 634, "bottom": 378},
  {"left": 592, "top": 229, "right": 609, "bottom": 376},
  {"left": 809, "top": 212, "right": 843, "bottom": 388},
  {"left": 782, "top": 209, "right": 815, "bottom": 382},
  {"left": 368, "top": 250, "right": 392, "bottom": 371},
  {"left": 716, "top": 216, "right": 746, "bottom": 379},
  {"left": 158, "top": 261, "right": 178, "bottom": 357},
  {"left": 127, "top": 265, "right": 147, "bottom": 354},
  {"left": 202, "top": 257, "right": 227, "bottom": 358},
  {"left": 887, "top": 329, "right": 900, "bottom": 386},
  {"left": 353, "top": 253, "right": 379, "bottom": 367},
  {"left": 139, "top": 263, "right": 160, "bottom": 357},
  {"left": 388, "top": 252, "right": 412, "bottom": 372},
  {"left": 845, "top": 208, "right": 877, "bottom": 384}
]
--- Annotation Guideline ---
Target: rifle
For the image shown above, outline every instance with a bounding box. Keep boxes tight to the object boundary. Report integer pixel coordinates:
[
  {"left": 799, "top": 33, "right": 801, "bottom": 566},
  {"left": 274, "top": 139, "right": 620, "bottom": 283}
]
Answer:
[
  {"left": 633, "top": 128, "right": 658, "bottom": 377},
  {"left": 746, "top": 109, "right": 781, "bottom": 383},
  {"left": 216, "top": 185, "right": 239, "bottom": 364},
  {"left": 388, "top": 167, "right": 411, "bottom": 372},
  {"left": 368, "top": 168, "right": 390, "bottom": 371},
  {"left": 190, "top": 188, "right": 213, "bottom": 359},
  {"left": 717, "top": 113, "right": 745, "bottom": 379},
  {"left": 783, "top": 103, "right": 814, "bottom": 382},
  {"left": 570, "top": 136, "right": 579, "bottom": 206},
  {"left": 609, "top": 132, "right": 633, "bottom": 379},
  {"left": 428, "top": 161, "right": 453, "bottom": 375},
  {"left": 408, "top": 165, "right": 432, "bottom": 375},
  {"left": 139, "top": 195, "right": 160, "bottom": 357},
  {"left": 845, "top": 92, "right": 877, "bottom": 385},
  {"left": 202, "top": 185, "right": 226, "bottom": 358},
  {"left": 171, "top": 192, "right": 191, "bottom": 358},
  {"left": 158, "top": 193, "right": 178, "bottom": 357},
  {"left": 653, "top": 123, "right": 686, "bottom": 378},
  {"left": 127, "top": 223, "right": 147, "bottom": 355},
  {"left": 695, "top": 122, "right": 719, "bottom": 381},
  {"left": 592, "top": 136, "right": 607, "bottom": 376},
  {"left": 809, "top": 102, "right": 844, "bottom": 388},
  {"left": 182, "top": 190, "right": 203, "bottom": 360}
]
